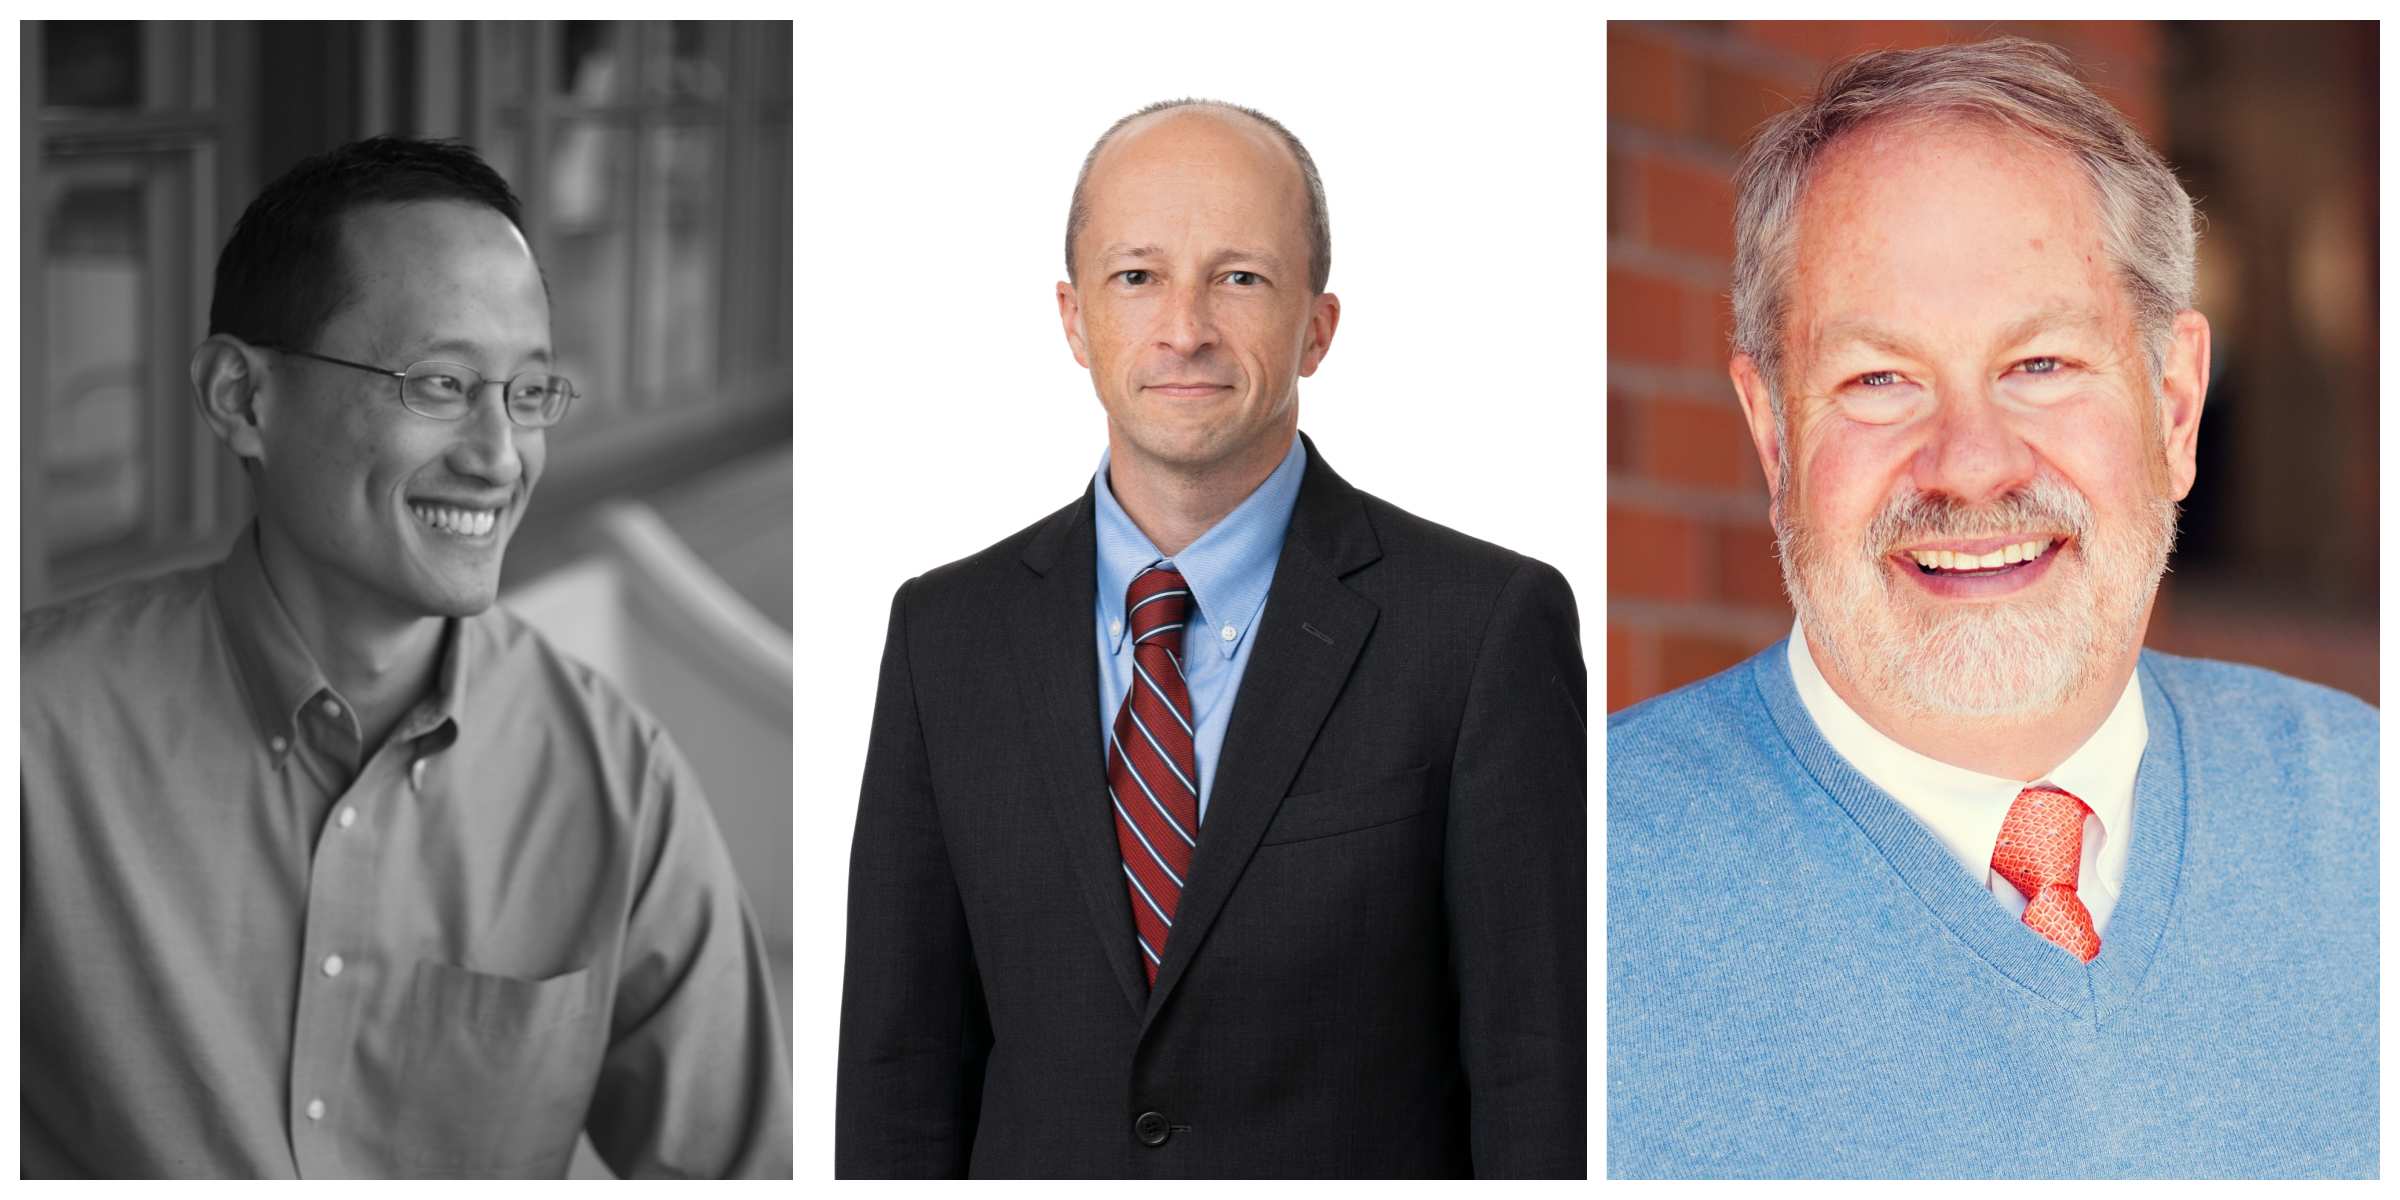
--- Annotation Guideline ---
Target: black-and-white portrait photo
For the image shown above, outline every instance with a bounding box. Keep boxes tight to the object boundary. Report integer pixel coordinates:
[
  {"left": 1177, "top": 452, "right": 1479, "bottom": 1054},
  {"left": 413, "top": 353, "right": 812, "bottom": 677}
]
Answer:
[{"left": 19, "top": 20, "right": 794, "bottom": 1178}]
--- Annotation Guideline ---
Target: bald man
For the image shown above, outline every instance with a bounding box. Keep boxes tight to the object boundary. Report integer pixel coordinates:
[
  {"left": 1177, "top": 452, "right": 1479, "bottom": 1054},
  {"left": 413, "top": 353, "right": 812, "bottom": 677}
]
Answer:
[{"left": 835, "top": 101, "right": 1586, "bottom": 1178}]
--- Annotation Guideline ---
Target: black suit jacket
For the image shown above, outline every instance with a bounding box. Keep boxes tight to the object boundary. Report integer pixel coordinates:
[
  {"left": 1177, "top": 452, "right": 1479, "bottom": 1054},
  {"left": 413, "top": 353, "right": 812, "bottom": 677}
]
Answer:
[{"left": 837, "top": 436, "right": 1585, "bottom": 1177}]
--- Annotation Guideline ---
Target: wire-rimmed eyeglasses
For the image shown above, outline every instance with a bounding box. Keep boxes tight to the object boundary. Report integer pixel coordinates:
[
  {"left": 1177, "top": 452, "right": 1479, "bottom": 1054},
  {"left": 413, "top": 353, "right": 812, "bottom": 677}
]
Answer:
[{"left": 269, "top": 346, "right": 577, "bottom": 428}]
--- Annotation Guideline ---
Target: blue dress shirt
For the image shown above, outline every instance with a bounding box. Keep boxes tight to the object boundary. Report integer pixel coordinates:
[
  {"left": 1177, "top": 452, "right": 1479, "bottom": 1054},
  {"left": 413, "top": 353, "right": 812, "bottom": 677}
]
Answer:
[{"left": 1094, "top": 436, "right": 1306, "bottom": 822}]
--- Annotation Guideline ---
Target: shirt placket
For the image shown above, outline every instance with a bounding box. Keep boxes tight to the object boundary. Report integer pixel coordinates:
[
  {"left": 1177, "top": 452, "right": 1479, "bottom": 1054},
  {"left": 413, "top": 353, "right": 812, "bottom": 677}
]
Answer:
[{"left": 284, "top": 693, "right": 402, "bottom": 1178}]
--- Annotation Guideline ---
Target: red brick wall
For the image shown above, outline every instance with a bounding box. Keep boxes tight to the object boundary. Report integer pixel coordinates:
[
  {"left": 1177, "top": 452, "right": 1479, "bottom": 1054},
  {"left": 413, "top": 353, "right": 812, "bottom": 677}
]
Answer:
[{"left": 1604, "top": 21, "right": 2172, "bottom": 713}]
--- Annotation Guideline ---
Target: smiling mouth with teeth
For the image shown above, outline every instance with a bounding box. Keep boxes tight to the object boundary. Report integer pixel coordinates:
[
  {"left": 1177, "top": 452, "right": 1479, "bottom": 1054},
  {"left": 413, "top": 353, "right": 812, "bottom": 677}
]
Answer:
[
  {"left": 409, "top": 503, "right": 499, "bottom": 538},
  {"left": 1904, "top": 538, "right": 2057, "bottom": 573}
]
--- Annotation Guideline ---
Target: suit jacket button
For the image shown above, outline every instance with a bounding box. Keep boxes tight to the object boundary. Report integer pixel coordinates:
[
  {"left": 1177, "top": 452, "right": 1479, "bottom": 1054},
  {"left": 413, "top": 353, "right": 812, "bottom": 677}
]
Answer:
[{"left": 1134, "top": 1111, "right": 1170, "bottom": 1147}]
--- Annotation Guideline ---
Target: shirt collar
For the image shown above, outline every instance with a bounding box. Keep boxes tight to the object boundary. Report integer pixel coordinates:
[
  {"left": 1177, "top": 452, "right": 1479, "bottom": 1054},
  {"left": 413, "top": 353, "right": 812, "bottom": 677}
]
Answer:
[
  {"left": 210, "top": 522, "right": 473, "bottom": 761},
  {"left": 1786, "top": 619, "right": 2145, "bottom": 876},
  {"left": 1094, "top": 435, "right": 1307, "bottom": 660}
]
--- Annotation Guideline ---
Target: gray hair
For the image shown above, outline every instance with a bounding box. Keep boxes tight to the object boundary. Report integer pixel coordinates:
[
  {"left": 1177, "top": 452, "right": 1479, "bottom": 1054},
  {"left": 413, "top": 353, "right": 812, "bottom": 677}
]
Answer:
[
  {"left": 1731, "top": 37, "right": 2197, "bottom": 412},
  {"left": 1064, "top": 98, "right": 1333, "bottom": 295}
]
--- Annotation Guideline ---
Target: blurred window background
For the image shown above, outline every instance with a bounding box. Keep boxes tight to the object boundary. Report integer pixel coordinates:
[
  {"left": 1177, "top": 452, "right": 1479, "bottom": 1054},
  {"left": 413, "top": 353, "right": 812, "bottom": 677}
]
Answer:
[
  {"left": 1605, "top": 20, "right": 2376, "bottom": 711},
  {"left": 21, "top": 23, "right": 792, "bottom": 1176}
]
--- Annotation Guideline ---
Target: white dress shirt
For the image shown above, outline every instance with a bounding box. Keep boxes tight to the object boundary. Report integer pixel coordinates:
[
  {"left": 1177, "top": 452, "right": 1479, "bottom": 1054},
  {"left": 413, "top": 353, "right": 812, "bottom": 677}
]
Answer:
[{"left": 1787, "top": 622, "right": 2145, "bottom": 934}]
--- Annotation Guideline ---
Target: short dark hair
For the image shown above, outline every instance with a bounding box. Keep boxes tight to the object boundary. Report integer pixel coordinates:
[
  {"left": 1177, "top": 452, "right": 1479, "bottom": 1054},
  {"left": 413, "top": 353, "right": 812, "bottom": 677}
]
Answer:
[
  {"left": 1064, "top": 98, "right": 1332, "bottom": 295},
  {"left": 207, "top": 135, "right": 528, "bottom": 349}
]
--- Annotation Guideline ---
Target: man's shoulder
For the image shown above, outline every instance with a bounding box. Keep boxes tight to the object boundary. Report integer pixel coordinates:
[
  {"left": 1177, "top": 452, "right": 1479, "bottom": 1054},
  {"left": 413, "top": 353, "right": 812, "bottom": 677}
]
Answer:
[
  {"left": 471, "top": 605, "right": 687, "bottom": 786},
  {"left": 1347, "top": 487, "right": 1558, "bottom": 591},
  {"left": 1607, "top": 650, "right": 1778, "bottom": 761},
  {"left": 1604, "top": 648, "right": 1798, "bottom": 827},
  {"left": 23, "top": 566, "right": 216, "bottom": 704},
  {"left": 887, "top": 492, "right": 1083, "bottom": 610},
  {"left": 2142, "top": 647, "right": 2376, "bottom": 774},
  {"left": 2144, "top": 646, "right": 2376, "bottom": 718}
]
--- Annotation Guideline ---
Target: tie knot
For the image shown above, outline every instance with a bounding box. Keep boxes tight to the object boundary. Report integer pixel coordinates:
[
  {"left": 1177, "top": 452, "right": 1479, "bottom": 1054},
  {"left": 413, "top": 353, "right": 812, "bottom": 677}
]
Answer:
[
  {"left": 1990, "top": 785, "right": 2090, "bottom": 897},
  {"left": 1126, "top": 566, "right": 1193, "bottom": 651}
]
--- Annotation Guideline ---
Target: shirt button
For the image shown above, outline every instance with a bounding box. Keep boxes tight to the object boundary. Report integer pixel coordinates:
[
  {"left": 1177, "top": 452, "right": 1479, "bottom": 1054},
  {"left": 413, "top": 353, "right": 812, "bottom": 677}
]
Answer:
[
  {"left": 337, "top": 806, "right": 358, "bottom": 829},
  {"left": 321, "top": 954, "right": 344, "bottom": 978},
  {"left": 269, "top": 735, "right": 289, "bottom": 754},
  {"left": 1220, "top": 624, "right": 1238, "bottom": 642},
  {"left": 305, "top": 1097, "right": 325, "bottom": 1121},
  {"left": 1109, "top": 619, "right": 1123, "bottom": 636},
  {"left": 319, "top": 698, "right": 341, "bottom": 719}
]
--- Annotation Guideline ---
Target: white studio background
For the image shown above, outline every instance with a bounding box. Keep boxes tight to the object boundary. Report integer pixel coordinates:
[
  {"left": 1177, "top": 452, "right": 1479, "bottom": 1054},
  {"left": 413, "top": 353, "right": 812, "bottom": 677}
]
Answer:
[{"left": 792, "top": 4, "right": 1603, "bottom": 1172}]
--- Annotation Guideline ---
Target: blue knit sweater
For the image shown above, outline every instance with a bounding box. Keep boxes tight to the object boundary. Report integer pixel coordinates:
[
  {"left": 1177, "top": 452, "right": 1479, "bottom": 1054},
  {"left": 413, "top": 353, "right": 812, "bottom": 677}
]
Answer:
[{"left": 1607, "top": 643, "right": 2377, "bottom": 1178}]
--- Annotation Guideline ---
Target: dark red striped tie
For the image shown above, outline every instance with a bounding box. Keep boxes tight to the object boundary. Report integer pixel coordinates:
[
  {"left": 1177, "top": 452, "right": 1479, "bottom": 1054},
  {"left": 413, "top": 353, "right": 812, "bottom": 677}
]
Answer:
[{"left": 1108, "top": 565, "right": 1200, "bottom": 986}]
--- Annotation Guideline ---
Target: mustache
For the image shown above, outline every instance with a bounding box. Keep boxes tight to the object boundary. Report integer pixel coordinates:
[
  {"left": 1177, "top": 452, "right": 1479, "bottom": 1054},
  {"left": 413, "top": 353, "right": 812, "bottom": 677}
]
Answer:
[{"left": 1863, "top": 475, "right": 2092, "bottom": 554}]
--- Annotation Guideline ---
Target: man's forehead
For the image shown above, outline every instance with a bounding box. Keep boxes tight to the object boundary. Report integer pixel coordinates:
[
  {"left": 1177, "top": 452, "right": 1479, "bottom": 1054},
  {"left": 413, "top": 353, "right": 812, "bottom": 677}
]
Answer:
[
  {"left": 1786, "top": 119, "right": 2121, "bottom": 352},
  {"left": 326, "top": 200, "right": 550, "bottom": 361}
]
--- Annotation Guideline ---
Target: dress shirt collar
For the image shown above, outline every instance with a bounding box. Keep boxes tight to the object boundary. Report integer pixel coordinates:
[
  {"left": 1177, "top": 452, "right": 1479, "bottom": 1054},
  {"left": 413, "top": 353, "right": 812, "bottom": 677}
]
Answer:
[
  {"left": 1094, "top": 434, "right": 1307, "bottom": 660},
  {"left": 1786, "top": 619, "right": 2145, "bottom": 883},
  {"left": 211, "top": 522, "right": 472, "bottom": 761}
]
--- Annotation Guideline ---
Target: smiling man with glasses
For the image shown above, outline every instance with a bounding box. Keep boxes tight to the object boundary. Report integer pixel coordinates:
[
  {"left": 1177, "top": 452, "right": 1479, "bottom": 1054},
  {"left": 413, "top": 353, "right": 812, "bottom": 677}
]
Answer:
[{"left": 20, "top": 136, "right": 790, "bottom": 1178}]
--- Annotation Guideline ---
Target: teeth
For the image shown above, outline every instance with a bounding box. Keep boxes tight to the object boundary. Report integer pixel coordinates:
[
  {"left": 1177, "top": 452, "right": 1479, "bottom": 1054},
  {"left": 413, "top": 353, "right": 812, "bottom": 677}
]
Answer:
[
  {"left": 409, "top": 503, "right": 499, "bottom": 537},
  {"left": 1908, "top": 539, "right": 2053, "bottom": 572}
]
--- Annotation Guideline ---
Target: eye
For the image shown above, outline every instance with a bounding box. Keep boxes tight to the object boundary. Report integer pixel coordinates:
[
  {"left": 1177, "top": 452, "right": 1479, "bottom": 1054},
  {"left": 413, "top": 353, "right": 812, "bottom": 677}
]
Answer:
[
  {"left": 1834, "top": 369, "right": 1921, "bottom": 425},
  {"left": 1223, "top": 270, "right": 1262, "bottom": 286},
  {"left": 2014, "top": 356, "right": 2066, "bottom": 376},
  {"left": 422, "top": 372, "right": 469, "bottom": 394},
  {"left": 1114, "top": 269, "right": 1152, "bottom": 286}
]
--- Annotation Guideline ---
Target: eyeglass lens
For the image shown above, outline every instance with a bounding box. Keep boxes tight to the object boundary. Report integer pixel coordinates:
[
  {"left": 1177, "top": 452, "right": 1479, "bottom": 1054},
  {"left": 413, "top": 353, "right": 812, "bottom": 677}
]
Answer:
[{"left": 400, "top": 362, "right": 575, "bottom": 426}]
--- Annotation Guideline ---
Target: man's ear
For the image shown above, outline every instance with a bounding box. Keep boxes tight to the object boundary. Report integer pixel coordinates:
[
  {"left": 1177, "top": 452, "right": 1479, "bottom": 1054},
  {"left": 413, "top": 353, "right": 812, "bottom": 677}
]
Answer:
[
  {"left": 1056, "top": 280, "right": 1092, "bottom": 369},
  {"left": 190, "top": 334, "right": 272, "bottom": 466},
  {"left": 2156, "top": 309, "right": 2210, "bottom": 502},
  {"left": 1297, "top": 291, "right": 1340, "bottom": 378},
  {"left": 1729, "top": 352, "right": 1785, "bottom": 500}
]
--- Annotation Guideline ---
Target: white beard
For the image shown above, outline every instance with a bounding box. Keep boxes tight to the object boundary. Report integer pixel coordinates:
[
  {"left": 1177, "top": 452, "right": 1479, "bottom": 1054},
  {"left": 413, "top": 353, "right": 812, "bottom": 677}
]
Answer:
[{"left": 1776, "top": 469, "right": 2179, "bottom": 718}]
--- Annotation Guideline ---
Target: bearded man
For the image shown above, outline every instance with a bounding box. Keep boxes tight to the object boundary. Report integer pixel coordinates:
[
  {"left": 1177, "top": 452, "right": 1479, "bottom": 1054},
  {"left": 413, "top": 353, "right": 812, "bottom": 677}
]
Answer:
[{"left": 1606, "top": 39, "right": 2375, "bottom": 1178}]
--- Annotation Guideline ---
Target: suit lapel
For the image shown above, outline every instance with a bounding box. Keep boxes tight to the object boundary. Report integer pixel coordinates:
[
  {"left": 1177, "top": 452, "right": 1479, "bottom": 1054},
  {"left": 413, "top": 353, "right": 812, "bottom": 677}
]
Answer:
[
  {"left": 1005, "top": 491, "right": 1150, "bottom": 1017},
  {"left": 1143, "top": 439, "right": 1382, "bottom": 1026}
]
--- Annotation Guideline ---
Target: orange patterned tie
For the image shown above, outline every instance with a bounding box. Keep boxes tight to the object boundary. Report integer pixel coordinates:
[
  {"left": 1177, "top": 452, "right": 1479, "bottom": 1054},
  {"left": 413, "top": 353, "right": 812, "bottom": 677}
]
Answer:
[{"left": 1990, "top": 785, "right": 2101, "bottom": 963}]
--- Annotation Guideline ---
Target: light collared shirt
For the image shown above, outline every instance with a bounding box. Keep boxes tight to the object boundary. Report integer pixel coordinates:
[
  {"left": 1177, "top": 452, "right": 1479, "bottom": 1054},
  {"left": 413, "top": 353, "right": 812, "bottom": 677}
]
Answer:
[
  {"left": 19, "top": 525, "right": 791, "bottom": 1178},
  {"left": 1094, "top": 435, "right": 1306, "bottom": 822},
  {"left": 1787, "top": 621, "right": 2144, "bottom": 934}
]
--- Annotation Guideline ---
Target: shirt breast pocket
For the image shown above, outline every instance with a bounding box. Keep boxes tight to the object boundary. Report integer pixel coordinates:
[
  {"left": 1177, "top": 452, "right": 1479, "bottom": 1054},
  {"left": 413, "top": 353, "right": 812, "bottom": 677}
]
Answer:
[
  {"left": 390, "top": 960, "right": 604, "bottom": 1177},
  {"left": 1258, "top": 764, "right": 1433, "bottom": 846}
]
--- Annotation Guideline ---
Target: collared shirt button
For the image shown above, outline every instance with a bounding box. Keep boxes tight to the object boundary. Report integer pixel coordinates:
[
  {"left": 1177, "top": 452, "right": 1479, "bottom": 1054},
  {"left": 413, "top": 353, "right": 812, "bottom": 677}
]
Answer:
[
  {"left": 321, "top": 954, "right": 344, "bottom": 978},
  {"left": 1109, "top": 619, "right": 1123, "bottom": 636},
  {"left": 305, "top": 1097, "right": 325, "bottom": 1121},
  {"left": 319, "top": 698, "right": 342, "bottom": 719},
  {"left": 337, "top": 806, "right": 358, "bottom": 829},
  {"left": 1220, "top": 624, "right": 1238, "bottom": 642},
  {"left": 269, "top": 735, "right": 289, "bottom": 754}
]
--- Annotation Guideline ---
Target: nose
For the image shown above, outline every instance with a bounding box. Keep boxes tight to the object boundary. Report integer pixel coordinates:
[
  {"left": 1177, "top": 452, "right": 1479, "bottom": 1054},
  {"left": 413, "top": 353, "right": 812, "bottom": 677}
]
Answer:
[
  {"left": 1156, "top": 279, "right": 1217, "bottom": 358},
  {"left": 447, "top": 382, "right": 526, "bottom": 487},
  {"left": 1914, "top": 379, "right": 2036, "bottom": 505}
]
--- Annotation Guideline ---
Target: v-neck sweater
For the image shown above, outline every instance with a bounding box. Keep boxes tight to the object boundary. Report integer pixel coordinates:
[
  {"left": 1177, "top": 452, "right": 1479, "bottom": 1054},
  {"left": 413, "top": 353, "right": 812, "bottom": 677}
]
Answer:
[{"left": 1606, "top": 641, "right": 2376, "bottom": 1178}]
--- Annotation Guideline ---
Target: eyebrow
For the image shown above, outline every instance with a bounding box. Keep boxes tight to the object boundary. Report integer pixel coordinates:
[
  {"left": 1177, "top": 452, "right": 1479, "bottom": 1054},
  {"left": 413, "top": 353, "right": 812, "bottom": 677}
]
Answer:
[
  {"left": 403, "top": 338, "right": 554, "bottom": 369},
  {"left": 1096, "top": 243, "right": 1287, "bottom": 269},
  {"left": 1811, "top": 302, "right": 2110, "bottom": 361}
]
